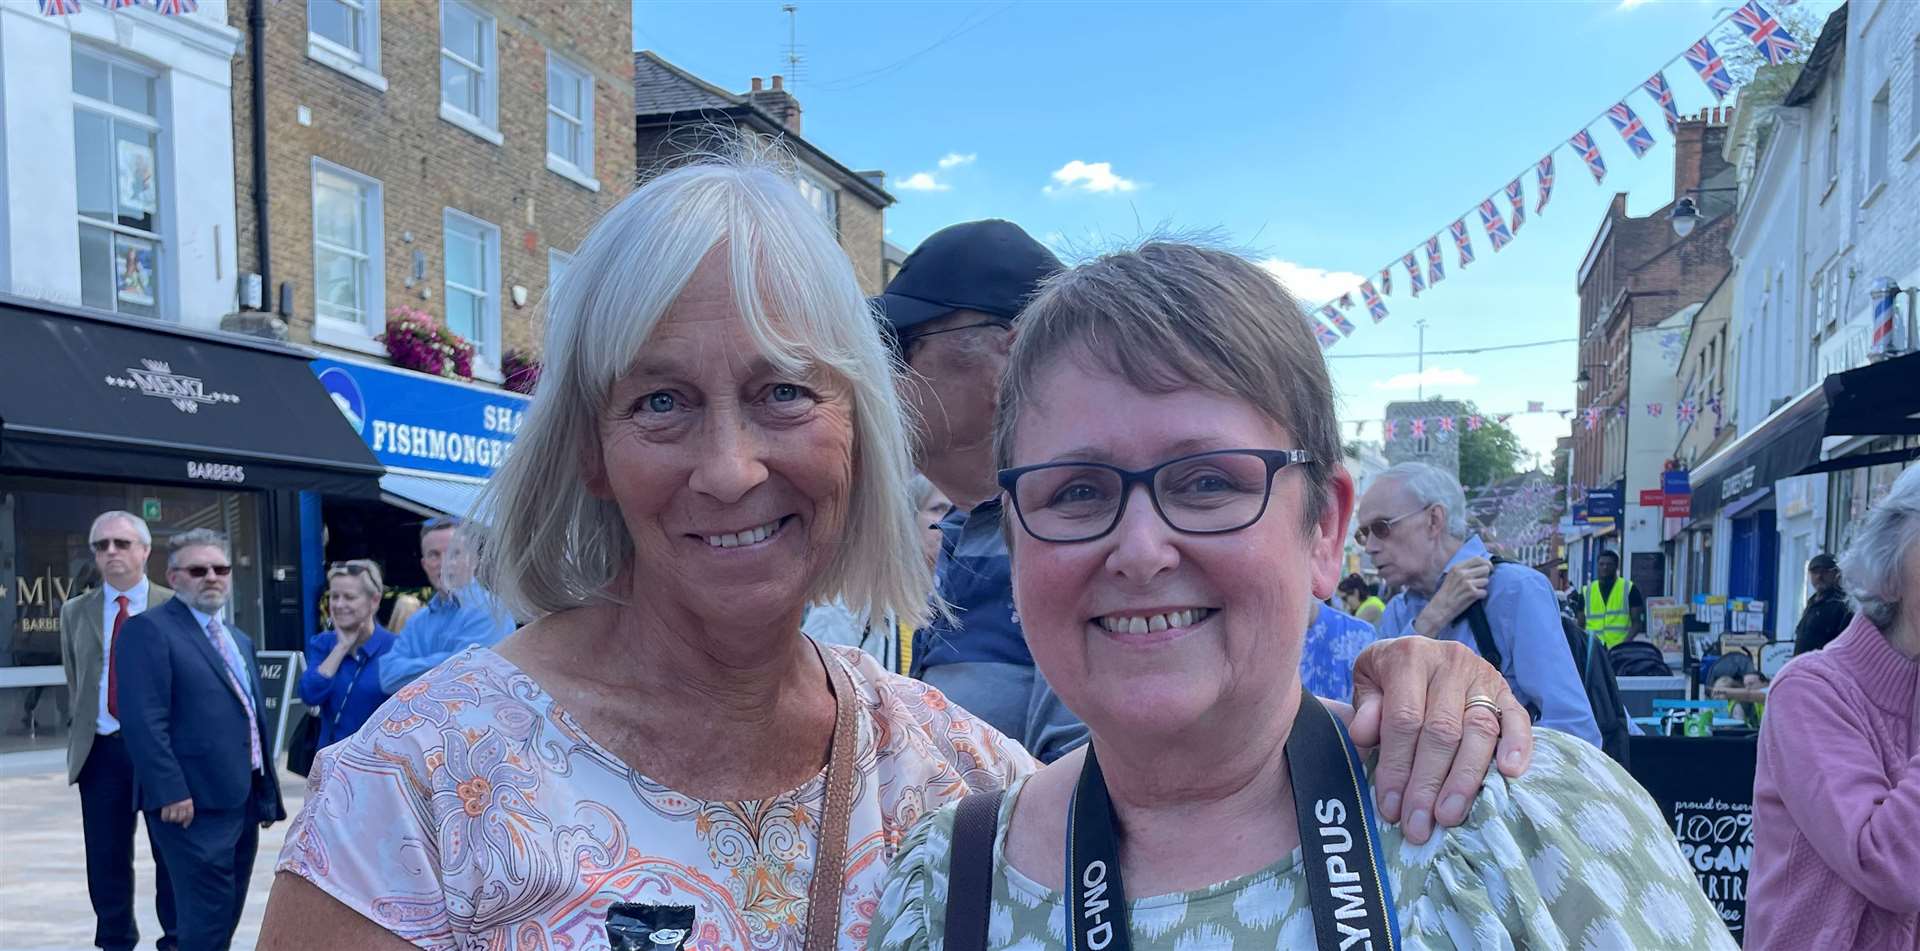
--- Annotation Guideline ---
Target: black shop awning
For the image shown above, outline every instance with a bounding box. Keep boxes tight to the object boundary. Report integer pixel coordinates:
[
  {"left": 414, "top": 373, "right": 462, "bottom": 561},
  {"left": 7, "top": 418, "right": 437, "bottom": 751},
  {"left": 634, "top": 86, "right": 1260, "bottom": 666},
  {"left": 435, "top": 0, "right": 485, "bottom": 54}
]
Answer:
[
  {"left": 1688, "top": 385, "right": 1826, "bottom": 521},
  {"left": 0, "top": 297, "right": 382, "bottom": 497}
]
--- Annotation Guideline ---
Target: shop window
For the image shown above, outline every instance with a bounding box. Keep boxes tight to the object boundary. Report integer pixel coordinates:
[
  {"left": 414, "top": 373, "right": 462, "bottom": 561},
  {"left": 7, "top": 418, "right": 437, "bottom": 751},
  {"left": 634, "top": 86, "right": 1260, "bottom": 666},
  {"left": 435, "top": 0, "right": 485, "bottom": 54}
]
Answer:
[
  {"left": 545, "top": 53, "right": 596, "bottom": 189},
  {"left": 1868, "top": 83, "right": 1891, "bottom": 200},
  {"left": 443, "top": 208, "right": 500, "bottom": 369},
  {"left": 72, "top": 48, "right": 164, "bottom": 321},
  {"left": 439, "top": 0, "right": 498, "bottom": 142},
  {"left": 311, "top": 159, "right": 385, "bottom": 344},
  {"left": 0, "top": 475, "right": 263, "bottom": 756},
  {"left": 307, "top": 0, "right": 383, "bottom": 88}
]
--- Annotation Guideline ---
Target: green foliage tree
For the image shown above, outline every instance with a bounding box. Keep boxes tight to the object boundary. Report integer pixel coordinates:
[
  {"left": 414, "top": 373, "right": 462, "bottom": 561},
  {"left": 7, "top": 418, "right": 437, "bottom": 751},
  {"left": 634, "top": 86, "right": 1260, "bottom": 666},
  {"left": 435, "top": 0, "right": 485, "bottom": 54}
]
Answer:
[{"left": 1458, "top": 405, "right": 1525, "bottom": 489}]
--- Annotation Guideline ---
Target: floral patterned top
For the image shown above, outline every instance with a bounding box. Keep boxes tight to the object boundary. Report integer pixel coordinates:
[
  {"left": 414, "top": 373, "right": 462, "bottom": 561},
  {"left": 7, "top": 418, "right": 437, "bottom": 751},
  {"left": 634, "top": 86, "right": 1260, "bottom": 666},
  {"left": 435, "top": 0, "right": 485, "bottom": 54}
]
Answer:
[
  {"left": 276, "top": 644, "right": 1034, "bottom": 950},
  {"left": 868, "top": 730, "right": 1738, "bottom": 951}
]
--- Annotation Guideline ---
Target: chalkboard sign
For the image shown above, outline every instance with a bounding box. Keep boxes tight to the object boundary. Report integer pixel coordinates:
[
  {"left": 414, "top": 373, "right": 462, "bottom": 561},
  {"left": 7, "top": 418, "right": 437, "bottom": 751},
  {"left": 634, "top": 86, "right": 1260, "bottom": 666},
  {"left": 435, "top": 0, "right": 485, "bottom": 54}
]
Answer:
[
  {"left": 1628, "top": 735, "right": 1755, "bottom": 943},
  {"left": 254, "top": 650, "right": 302, "bottom": 760}
]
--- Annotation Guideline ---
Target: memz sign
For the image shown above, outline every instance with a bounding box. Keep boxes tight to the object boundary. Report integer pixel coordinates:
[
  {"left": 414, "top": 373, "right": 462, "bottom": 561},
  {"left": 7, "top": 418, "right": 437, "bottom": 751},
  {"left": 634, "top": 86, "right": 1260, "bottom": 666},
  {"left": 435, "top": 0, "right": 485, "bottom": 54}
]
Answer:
[{"left": 311, "top": 358, "right": 530, "bottom": 480}]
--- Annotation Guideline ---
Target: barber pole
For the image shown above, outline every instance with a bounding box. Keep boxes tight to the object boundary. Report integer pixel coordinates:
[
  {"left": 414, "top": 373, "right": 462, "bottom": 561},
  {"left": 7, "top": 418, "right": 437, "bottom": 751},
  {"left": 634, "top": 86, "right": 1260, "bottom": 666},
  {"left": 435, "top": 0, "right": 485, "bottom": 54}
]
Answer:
[{"left": 1869, "top": 278, "right": 1903, "bottom": 357}]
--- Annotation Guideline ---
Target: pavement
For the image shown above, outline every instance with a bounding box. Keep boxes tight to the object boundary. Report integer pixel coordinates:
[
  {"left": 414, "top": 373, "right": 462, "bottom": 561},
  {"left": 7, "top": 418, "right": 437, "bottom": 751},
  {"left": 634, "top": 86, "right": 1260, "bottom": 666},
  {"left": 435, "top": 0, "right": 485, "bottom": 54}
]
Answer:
[{"left": 0, "top": 756, "right": 306, "bottom": 951}]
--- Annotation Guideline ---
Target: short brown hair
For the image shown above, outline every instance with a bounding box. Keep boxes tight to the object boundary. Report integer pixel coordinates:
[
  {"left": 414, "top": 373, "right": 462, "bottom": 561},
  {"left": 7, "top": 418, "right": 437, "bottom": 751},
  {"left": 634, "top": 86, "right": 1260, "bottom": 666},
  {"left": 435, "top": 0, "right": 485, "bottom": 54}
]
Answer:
[{"left": 993, "top": 241, "right": 1340, "bottom": 528}]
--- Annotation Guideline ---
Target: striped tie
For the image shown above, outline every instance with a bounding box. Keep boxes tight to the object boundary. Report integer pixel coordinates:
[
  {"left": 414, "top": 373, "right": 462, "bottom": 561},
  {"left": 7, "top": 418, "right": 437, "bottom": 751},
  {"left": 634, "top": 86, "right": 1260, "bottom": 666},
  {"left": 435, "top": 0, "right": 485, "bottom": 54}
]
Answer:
[{"left": 204, "top": 618, "right": 263, "bottom": 772}]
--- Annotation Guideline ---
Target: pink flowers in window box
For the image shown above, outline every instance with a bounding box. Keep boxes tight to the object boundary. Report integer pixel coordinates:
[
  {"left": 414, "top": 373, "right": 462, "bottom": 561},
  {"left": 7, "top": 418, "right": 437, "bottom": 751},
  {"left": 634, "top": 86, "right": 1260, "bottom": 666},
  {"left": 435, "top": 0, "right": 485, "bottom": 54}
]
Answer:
[{"left": 380, "top": 306, "right": 474, "bottom": 380}]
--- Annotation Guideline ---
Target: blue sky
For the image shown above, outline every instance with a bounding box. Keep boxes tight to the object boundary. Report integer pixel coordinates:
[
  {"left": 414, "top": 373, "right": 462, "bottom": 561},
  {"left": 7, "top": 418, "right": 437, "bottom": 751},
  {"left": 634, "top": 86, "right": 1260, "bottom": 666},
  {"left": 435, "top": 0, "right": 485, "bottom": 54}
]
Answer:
[{"left": 632, "top": 0, "right": 1838, "bottom": 465}]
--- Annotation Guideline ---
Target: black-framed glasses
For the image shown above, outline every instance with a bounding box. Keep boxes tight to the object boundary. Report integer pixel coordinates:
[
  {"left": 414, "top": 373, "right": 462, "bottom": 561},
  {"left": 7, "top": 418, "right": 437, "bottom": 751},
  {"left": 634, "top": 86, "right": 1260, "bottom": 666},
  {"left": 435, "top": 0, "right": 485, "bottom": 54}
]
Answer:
[
  {"left": 328, "top": 561, "right": 372, "bottom": 576},
  {"left": 997, "top": 448, "right": 1313, "bottom": 544},
  {"left": 898, "top": 320, "right": 1013, "bottom": 353},
  {"left": 91, "top": 538, "right": 137, "bottom": 552},
  {"left": 181, "top": 564, "right": 233, "bottom": 578},
  {"left": 1352, "top": 507, "right": 1430, "bottom": 546}
]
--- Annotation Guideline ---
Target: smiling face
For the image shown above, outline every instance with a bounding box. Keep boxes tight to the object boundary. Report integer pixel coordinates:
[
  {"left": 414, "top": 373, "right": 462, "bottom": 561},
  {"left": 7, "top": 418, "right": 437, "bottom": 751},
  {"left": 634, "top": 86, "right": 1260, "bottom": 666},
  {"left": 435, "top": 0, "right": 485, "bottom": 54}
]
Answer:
[
  {"left": 1006, "top": 357, "right": 1350, "bottom": 740},
  {"left": 589, "top": 251, "right": 855, "bottom": 637},
  {"left": 328, "top": 573, "right": 377, "bottom": 632}
]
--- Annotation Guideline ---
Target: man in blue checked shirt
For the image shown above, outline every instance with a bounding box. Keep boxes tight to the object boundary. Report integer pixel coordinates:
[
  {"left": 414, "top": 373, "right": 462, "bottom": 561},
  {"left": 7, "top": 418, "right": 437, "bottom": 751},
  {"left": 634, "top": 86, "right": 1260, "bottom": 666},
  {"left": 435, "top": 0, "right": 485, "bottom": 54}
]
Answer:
[
  {"left": 378, "top": 518, "right": 517, "bottom": 692},
  {"left": 1357, "top": 462, "right": 1602, "bottom": 747}
]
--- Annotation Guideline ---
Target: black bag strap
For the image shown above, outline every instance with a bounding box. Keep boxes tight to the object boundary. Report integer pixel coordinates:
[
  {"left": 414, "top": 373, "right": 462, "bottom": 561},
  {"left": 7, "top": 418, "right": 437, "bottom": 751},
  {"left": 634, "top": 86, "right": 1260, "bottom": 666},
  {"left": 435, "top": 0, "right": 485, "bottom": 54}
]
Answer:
[
  {"left": 1460, "top": 601, "right": 1504, "bottom": 670},
  {"left": 943, "top": 790, "right": 1005, "bottom": 951}
]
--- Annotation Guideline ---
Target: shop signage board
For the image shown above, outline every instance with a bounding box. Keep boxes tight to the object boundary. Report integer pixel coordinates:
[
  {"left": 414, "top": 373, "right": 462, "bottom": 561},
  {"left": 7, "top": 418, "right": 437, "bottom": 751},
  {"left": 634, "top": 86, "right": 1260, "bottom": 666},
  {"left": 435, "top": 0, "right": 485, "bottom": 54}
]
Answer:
[
  {"left": 1629, "top": 735, "right": 1757, "bottom": 944},
  {"left": 311, "top": 358, "right": 531, "bottom": 480},
  {"left": 1585, "top": 487, "right": 1622, "bottom": 521},
  {"left": 1639, "top": 489, "right": 1664, "bottom": 507},
  {"left": 255, "top": 650, "right": 301, "bottom": 758},
  {"left": 1663, "top": 493, "right": 1693, "bottom": 518},
  {"left": 1662, "top": 469, "right": 1691, "bottom": 495}
]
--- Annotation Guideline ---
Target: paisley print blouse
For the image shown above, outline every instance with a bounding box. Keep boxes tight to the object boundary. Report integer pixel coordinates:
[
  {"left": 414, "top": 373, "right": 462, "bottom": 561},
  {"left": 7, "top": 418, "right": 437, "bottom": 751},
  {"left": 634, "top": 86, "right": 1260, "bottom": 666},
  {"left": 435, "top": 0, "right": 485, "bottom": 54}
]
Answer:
[{"left": 276, "top": 644, "right": 1034, "bottom": 950}]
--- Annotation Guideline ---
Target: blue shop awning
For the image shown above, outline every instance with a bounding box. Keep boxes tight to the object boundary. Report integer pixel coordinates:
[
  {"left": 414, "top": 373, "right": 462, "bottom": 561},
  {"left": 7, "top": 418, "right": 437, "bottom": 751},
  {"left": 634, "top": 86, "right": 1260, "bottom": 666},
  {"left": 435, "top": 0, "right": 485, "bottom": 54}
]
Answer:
[{"left": 379, "top": 472, "right": 489, "bottom": 520}]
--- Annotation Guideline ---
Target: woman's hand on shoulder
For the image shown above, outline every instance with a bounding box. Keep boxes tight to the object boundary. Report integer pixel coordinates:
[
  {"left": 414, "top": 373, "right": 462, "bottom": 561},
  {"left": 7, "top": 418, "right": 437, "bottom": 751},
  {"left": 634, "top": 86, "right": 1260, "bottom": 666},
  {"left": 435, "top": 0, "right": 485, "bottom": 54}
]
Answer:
[{"left": 1346, "top": 636, "right": 1533, "bottom": 845}]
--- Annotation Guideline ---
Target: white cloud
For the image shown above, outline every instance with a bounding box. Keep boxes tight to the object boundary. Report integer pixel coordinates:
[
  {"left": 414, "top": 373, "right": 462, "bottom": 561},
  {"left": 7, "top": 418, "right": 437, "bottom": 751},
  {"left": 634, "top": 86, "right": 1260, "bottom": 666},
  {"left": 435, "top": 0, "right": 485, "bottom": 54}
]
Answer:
[
  {"left": 893, "top": 172, "right": 950, "bottom": 192},
  {"left": 937, "top": 152, "right": 977, "bottom": 169},
  {"left": 1370, "top": 368, "right": 1481, "bottom": 392},
  {"left": 1044, "top": 160, "right": 1139, "bottom": 195},
  {"left": 1255, "top": 259, "right": 1367, "bottom": 304}
]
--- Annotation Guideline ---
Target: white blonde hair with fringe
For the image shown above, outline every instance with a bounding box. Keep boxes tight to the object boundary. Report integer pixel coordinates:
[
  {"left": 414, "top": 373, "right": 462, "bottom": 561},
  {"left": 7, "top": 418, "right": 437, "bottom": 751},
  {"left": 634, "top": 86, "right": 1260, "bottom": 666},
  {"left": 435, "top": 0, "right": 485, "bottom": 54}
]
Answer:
[{"left": 476, "top": 145, "right": 931, "bottom": 629}]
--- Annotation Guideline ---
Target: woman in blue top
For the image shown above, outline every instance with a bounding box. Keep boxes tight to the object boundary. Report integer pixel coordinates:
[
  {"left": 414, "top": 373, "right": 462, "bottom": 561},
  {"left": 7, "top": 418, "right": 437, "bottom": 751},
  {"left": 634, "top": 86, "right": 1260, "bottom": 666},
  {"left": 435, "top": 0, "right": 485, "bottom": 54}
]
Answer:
[{"left": 301, "top": 560, "right": 396, "bottom": 748}]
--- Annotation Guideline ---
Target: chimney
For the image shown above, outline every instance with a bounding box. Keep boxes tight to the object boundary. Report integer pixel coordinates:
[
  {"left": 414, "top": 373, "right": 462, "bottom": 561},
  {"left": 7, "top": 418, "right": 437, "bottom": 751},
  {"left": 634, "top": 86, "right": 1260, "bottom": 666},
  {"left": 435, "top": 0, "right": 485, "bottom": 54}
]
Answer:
[
  {"left": 1673, "top": 107, "right": 1736, "bottom": 206},
  {"left": 747, "top": 73, "right": 803, "bottom": 133}
]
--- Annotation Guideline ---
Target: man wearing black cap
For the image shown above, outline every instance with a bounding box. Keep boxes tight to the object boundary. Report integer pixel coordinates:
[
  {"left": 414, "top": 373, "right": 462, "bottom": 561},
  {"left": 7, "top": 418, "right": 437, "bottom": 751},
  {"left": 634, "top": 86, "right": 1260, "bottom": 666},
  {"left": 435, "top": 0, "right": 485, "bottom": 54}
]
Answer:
[
  {"left": 874, "top": 220, "right": 1086, "bottom": 760},
  {"left": 1792, "top": 553, "right": 1852, "bottom": 655}
]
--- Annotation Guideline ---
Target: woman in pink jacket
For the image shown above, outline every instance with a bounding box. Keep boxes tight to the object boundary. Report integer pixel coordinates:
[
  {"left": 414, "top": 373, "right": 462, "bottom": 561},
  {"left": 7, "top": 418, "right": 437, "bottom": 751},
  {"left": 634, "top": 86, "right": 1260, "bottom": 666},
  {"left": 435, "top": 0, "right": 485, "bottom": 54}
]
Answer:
[{"left": 1749, "top": 464, "right": 1920, "bottom": 949}]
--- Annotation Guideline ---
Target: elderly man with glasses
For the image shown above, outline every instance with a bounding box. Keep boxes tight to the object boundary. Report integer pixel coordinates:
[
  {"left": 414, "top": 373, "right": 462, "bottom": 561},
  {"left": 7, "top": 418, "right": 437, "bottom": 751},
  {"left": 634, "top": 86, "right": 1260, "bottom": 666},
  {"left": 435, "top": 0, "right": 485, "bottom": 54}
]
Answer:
[{"left": 1355, "top": 462, "right": 1601, "bottom": 746}]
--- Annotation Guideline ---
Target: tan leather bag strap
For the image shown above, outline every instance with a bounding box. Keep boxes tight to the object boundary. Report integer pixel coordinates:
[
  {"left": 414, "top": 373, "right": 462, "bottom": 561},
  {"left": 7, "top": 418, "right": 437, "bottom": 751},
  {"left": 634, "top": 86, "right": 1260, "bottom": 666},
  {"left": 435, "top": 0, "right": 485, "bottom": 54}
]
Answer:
[{"left": 803, "top": 644, "right": 859, "bottom": 951}]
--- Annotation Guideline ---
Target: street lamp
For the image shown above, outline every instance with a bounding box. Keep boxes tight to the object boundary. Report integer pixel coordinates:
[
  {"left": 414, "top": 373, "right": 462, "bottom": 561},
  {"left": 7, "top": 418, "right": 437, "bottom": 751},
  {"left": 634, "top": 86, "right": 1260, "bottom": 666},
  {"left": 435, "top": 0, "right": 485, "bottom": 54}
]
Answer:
[
  {"left": 1574, "top": 364, "right": 1604, "bottom": 392},
  {"left": 1668, "top": 198, "right": 1700, "bottom": 238}
]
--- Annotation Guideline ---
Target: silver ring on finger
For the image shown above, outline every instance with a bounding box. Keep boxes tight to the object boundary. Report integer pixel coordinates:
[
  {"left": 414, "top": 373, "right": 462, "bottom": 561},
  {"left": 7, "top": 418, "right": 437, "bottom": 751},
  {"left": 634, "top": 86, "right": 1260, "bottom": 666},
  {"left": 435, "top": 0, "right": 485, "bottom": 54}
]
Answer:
[{"left": 1464, "top": 695, "right": 1502, "bottom": 718}]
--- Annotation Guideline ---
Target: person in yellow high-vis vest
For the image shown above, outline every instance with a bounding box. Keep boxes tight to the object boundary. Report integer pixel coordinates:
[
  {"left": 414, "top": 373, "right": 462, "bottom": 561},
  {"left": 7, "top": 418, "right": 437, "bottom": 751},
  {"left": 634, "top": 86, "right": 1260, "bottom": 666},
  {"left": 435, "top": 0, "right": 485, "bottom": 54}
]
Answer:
[{"left": 1585, "top": 550, "right": 1646, "bottom": 648}]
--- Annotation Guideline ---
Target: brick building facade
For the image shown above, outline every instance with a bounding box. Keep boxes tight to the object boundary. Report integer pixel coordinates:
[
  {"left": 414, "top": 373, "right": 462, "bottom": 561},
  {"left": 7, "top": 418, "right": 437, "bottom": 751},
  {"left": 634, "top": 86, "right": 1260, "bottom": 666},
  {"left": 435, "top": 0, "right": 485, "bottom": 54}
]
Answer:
[
  {"left": 1572, "top": 109, "right": 1736, "bottom": 494},
  {"left": 228, "top": 0, "right": 634, "bottom": 381},
  {"left": 633, "top": 52, "right": 893, "bottom": 296}
]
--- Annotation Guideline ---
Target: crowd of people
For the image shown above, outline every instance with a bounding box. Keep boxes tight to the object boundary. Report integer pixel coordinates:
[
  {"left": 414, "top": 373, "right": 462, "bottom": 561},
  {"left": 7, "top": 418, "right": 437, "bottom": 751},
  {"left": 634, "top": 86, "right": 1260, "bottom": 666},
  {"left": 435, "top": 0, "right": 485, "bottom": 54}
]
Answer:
[{"left": 47, "top": 141, "right": 1918, "bottom": 950}]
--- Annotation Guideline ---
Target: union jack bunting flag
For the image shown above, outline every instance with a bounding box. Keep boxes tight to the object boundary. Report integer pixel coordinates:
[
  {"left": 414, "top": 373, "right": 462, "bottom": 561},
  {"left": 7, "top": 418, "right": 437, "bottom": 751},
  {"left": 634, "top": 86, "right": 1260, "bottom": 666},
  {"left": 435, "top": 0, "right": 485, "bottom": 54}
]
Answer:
[
  {"left": 1527, "top": 400, "right": 1545, "bottom": 413},
  {"left": 106, "top": 0, "right": 143, "bottom": 7},
  {"left": 1361, "top": 280, "right": 1389, "bottom": 323},
  {"left": 1384, "top": 419, "right": 1397, "bottom": 441},
  {"left": 1467, "top": 414, "right": 1484, "bottom": 431},
  {"left": 1379, "top": 267, "right": 1393, "bottom": 297},
  {"left": 40, "top": 0, "right": 82, "bottom": 13},
  {"left": 1322, "top": 306, "right": 1356, "bottom": 336},
  {"left": 1403, "top": 253, "right": 1425, "bottom": 296},
  {"left": 1426, "top": 236, "right": 1446, "bottom": 285},
  {"left": 1337, "top": 292, "right": 1355, "bottom": 310},
  {"left": 1686, "top": 38, "right": 1734, "bottom": 101},
  {"left": 1439, "top": 416, "right": 1456, "bottom": 433},
  {"left": 1678, "top": 399, "right": 1698, "bottom": 423},
  {"left": 1536, "top": 154, "right": 1556, "bottom": 213},
  {"left": 1313, "top": 320, "right": 1339, "bottom": 349},
  {"left": 1411, "top": 417, "right": 1427, "bottom": 439},
  {"left": 1643, "top": 72, "right": 1681, "bottom": 134},
  {"left": 1496, "top": 413, "right": 1512, "bottom": 425},
  {"left": 1584, "top": 407, "right": 1602, "bottom": 431},
  {"left": 1734, "top": 1, "right": 1800, "bottom": 65},
  {"left": 1570, "top": 130, "right": 1608, "bottom": 184},
  {"left": 1708, "top": 396, "right": 1724, "bottom": 416},
  {"left": 1478, "top": 199, "right": 1513, "bottom": 251},
  {"left": 1505, "top": 178, "right": 1526, "bottom": 233},
  {"left": 1449, "top": 219, "right": 1474, "bottom": 268},
  {"left": 1648, "top": 402, "right": 1664, "bottom": 418},
  {"left": 1616, "top": 405, "right": 1631, "bottom": 418},
  {"left": 153, "top": 0, "right": 198, "bottom": 11},
  {"left": 1607, "top": 103, "right": 1656, "bottom": 158}
]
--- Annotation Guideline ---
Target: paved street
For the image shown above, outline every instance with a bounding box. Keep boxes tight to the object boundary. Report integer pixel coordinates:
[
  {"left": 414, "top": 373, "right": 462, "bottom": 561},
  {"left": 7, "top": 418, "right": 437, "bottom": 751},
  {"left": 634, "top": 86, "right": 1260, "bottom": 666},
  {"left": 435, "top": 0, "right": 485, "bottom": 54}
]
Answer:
[{"left": 0, "top": 753, "right": 306, "bottom": 951}]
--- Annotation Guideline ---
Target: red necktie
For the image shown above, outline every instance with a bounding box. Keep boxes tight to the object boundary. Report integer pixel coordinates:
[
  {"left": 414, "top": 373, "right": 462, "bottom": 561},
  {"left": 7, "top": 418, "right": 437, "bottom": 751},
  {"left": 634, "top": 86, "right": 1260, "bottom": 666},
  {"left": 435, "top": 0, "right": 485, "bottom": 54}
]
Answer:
[{"left": 106, "top": 595, "right": 130, "bottom": 720}]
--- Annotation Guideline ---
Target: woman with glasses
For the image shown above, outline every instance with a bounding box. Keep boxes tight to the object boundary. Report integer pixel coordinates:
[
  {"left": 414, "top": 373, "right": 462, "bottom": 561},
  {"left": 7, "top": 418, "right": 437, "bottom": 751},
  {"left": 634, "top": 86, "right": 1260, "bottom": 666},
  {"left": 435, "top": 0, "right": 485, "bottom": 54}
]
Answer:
[
  {"left": 868, "top": 242, "right": 1732, "bottom": 950},
  {"left": 262, "top": 149, "right": 1535, "bottom": 951},
  {"left": 297, "top": 560, "right": 396, "bottom": 750}
]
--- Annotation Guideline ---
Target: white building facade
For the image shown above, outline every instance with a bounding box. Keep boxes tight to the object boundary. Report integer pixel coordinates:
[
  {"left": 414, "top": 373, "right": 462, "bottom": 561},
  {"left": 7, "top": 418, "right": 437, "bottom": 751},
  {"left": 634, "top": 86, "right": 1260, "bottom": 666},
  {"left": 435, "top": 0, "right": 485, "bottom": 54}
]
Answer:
[{"left": 0, "top": 1, "right": 240, "bottom": 327}]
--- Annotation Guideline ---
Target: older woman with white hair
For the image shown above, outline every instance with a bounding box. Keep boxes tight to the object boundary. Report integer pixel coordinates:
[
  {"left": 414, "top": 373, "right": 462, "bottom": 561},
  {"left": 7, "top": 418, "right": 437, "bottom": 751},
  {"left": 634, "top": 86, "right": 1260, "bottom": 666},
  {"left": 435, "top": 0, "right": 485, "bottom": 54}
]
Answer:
[
  {"left": 257, "top": 150, "right": 1532, "bottom": 950},
  {"left": 1749, "top": 464, "right": 1920, "bottom": 950}
]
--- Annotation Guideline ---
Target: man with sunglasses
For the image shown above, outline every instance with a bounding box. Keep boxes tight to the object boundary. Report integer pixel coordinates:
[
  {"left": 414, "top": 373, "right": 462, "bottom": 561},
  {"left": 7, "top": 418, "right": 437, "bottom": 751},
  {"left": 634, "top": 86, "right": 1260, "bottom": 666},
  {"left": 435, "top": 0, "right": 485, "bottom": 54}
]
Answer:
[
  {"left": 118, "top": 529, "right": 286, "bottom": 950},
  {"left": 1356, "top": 463, "right": 1601, "bottom": 747},
  {"left": 874, "top": 219, "right": 1086, "bottom": 759},
  {"left": 58, "top": 511, "right": 179, "bottom": 951}
]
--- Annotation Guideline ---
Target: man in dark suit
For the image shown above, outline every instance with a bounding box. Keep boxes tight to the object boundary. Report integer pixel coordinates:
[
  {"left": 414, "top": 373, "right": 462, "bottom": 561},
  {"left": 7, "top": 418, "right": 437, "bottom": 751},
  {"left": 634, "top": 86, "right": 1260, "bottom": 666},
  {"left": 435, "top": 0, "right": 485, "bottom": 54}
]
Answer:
[
  {"left": 120, "top": 528, "right": 286, "bottom": 951},
  {"left": 58, "top": 510, "right": 179, "bottom": 951}
]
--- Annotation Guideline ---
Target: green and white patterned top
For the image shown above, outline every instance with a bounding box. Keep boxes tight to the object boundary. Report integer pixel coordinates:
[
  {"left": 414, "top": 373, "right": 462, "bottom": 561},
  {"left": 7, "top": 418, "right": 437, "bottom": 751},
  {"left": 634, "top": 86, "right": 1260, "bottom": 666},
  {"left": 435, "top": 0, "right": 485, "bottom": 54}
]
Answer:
[{"left": 868, "top": 730, "right": 1737, "bottom": 951}]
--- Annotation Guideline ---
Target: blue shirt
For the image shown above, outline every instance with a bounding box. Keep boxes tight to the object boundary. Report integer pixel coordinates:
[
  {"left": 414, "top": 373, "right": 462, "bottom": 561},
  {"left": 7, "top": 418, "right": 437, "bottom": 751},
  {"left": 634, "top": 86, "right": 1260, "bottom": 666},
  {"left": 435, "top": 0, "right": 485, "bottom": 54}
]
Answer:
[
  {"left": 299, "top": 626, "right": 396, "bottom": 747},
  {"left": 377, "top": 583, "right": 517, "bottom": 693},
  {"left": 1378, "top": 535, "right": 1602, "bottom": 747},
  {"left": 921, "top": 500, "right": 1030, "bottom": 669},
  {"left": 1299, "top": 603, "right": 1381, "bottom": 704}
]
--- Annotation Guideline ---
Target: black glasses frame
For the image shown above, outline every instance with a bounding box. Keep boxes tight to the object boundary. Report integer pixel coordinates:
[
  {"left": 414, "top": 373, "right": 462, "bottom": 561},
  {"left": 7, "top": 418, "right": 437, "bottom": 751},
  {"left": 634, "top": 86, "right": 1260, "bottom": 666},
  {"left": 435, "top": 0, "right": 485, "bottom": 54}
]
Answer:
[
  {"left": 181, "top": 564, "right": 233, "bottom": 578},
  {"left": 996, "top": 448, "right": 1314, "bottom": 544},
  {"left": 897, "top": 319, "right": 1013, "bottom": 353},
  {"left": 90, "top": 538, "right": 137, "bottom": 552}
]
